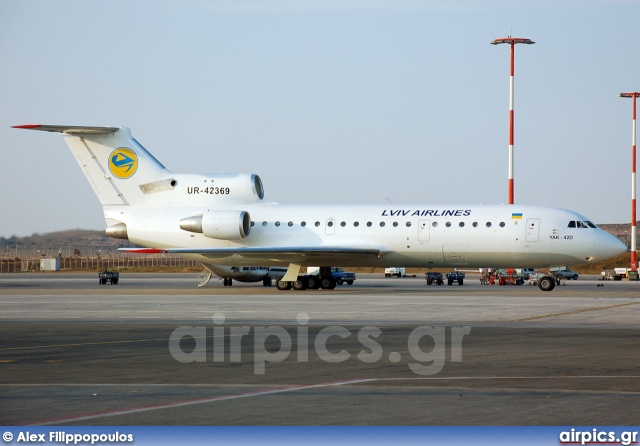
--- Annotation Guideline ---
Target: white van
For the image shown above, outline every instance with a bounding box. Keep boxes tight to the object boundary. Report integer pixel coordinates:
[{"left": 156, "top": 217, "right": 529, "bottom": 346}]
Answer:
[{"left": 384, "top": 267, "right": 406, "bottom": 278}]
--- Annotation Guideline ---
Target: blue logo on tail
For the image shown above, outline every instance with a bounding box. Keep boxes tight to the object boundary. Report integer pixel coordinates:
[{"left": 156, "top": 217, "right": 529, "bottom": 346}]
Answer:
[{"left": 108, "top": 148, "right": 138, "bottom": 179}]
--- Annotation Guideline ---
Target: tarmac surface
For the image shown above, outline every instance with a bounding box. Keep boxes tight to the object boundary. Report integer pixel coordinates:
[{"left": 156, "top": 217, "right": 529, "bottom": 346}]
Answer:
[{"left": 1, "top": 272, "right": 639, "bottom": 425}]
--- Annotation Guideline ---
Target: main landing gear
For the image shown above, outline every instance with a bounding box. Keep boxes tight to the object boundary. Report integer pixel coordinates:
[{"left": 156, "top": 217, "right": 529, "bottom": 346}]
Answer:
[{"left": 276, "top": 275, "right": 337, "bottom": 291}]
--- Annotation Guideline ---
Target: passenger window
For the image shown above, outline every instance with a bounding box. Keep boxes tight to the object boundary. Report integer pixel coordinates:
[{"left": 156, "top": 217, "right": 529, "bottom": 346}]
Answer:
[
  {"left": 262, "top": 221, "right": 268, "bottom": 227},
  {"left": 327, "top": 221, "right": 333, "bottom": 227},
  {"left": 459, "top": 222, "right": 465, "bottom": 227},
  {"left": 486, "top": 222, "right": 492, "bottom": 227},
  {"left": 275, "top": 221, "right": 281, "bottom": 227},
  {"left": 315, "top": 221, "right": 320, "bottom": 227},
  {"left": 354, "top": 221, "right": 360, "bottom": 227},
  {"left": 445, "top": 222, "right": 451, "bottom": 227},
  {"left": 380, "top": 222, "right": 385, "bottom": 227},
  {"left": 393, "top": 222, "right": 398, "bottom": 227},
  {"left": 250, "top": 221, "right": 255, "bottom": 227},
  {"left": 367, "top": 222, "right": 372, "bottom": 227},
  {"left": 406, "top": 222, "right": 412, "bottom": 227},
  {"left": 288, "top": 221, "right": 293, "bottom": 227},
  {"left": 301, "top": 221, "right": 306, "bottom": 227},
  {"left": 568, "top": 221, "right": 576, "bottom": 228},
  {"left": 340, "top": 221, "right": 346, "bottom": 227},
  {"left": 432, "top": 222, "right": 438, "bottom": 227},
  {"left": 499, "top": 222, "right": 505, "bottom": 227},
  {"left": 472, "top": 222, "right": 478, "bottom": 227}
]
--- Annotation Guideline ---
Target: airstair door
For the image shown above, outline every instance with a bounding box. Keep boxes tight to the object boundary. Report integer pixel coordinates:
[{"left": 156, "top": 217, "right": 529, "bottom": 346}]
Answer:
[
  {"left": 418, "top": 219, "right": 430, "bottom": 242},
  {"left": 526, "top": 218, "right": 540, "bottom": 242}
]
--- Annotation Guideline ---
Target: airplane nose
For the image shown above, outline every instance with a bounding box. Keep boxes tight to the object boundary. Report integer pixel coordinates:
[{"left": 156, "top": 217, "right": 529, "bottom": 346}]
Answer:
[{"left": 597, "top": 231, "right": 628, "bottom": 261}]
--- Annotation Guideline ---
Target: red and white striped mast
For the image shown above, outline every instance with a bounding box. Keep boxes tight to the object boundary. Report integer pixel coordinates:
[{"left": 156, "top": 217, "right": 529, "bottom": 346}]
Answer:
[
  {"left": 619, "top": 92, "right": 639, "bottom": 272},
  {"left": 491, "top": 36, "right": 535, "bottom": 204}
]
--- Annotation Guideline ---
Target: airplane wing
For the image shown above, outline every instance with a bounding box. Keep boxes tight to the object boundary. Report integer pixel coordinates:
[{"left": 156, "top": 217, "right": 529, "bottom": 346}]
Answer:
[{"left": 120, "top": 246, "right": 381, "bottom": 263}]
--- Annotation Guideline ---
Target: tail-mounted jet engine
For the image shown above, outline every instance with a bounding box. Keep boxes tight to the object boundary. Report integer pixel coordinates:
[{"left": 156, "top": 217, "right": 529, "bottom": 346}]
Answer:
[{"left": 180, "top": 210, "right": 251, "bottom": 240}]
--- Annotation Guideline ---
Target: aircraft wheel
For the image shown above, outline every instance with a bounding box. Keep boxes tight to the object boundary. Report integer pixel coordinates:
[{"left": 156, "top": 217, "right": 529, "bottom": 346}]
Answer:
[
  {"left": 292, "top": 277, "right": 308, "bottom": 291},
  {"left": 276, "top": 278, "right": 292, "bottom": 290},
  {"left": 307, "top": 276, "right": 321, "bottom": 289},
  {"left": 223, "top": 278, "right": 228, "bottom": 286},
  {"left": 538, "top": 275, "right": 556, "bottom": 292},
  {"left": 320, "top": 277, "right": 336, "bottom": 289},
  {"left": 228, "top": 278, "right": 233, "bottom": 286}
]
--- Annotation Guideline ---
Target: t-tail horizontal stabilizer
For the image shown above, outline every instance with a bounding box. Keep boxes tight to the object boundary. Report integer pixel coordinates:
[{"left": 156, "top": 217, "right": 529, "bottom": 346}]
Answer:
[{"left": 13, "top": 124, "right": 170, "bottom": 207}]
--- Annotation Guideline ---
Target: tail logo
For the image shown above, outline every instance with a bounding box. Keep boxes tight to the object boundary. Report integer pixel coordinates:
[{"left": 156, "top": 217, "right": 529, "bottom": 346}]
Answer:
[{"left": 108, "top": 148, "right": 138, "bottom": 179}]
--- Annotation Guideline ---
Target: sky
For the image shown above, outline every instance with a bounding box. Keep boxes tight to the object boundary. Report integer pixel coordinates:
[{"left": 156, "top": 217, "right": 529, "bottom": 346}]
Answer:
[{"left": 1, "top": 0, "right": 639, "bottom": 237}]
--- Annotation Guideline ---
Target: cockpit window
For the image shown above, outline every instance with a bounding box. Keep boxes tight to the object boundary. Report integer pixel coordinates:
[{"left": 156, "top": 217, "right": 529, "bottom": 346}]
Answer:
[{"left": 569, "top": 220, "right": 597, "bottom": 229}]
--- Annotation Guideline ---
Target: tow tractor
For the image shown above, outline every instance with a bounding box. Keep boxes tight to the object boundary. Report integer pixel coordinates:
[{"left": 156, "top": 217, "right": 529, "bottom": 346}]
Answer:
[
  {"left": 425, "top": 272, "right": 444, "bottom": 285},
  {"left": 445, "top": 271, "right": 465, "bottom": 286},
  {"left": 99, "top": 271, "right": 119, "bottom": 285}
]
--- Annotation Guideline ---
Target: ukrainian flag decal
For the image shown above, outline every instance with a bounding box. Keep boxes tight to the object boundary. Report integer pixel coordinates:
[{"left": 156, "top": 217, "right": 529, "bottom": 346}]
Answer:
[
  {"left": 108, "top": 147, "right": 138, "bottom": 179},
  {"left": 512, "top": 213, "right": 523, "bottom": 219}
]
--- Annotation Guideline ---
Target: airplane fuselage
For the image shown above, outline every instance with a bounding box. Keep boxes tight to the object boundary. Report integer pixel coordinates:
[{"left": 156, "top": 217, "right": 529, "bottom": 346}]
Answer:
[{"left": 110, "top": 203, "right": 622, "bottom": 269}]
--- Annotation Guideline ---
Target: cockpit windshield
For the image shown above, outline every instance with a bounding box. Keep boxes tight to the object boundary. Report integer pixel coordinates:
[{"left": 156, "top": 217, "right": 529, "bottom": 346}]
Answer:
[{"left": 567, "top": 220, "right": 598, "bottom": 229}]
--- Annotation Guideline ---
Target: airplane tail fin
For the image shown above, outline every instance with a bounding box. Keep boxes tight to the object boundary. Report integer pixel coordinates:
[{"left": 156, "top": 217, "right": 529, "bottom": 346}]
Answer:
[{"left": 13, "top": 124, "right": 172, "bottom": 207}]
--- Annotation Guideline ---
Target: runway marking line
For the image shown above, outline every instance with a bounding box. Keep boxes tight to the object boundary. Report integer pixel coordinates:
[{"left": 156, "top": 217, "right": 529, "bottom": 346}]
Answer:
[
  {"left": 24, "top": 375, "right": 640, "bottom": 426},
  {"left": 511, "top": 301, "right": 640, "bottom": 322},
  {"left": 26, "top": 378, "right": 377, "bottom": 426},
  {"left": 0, "top": 335, "right": 230, "bottom": 352}
]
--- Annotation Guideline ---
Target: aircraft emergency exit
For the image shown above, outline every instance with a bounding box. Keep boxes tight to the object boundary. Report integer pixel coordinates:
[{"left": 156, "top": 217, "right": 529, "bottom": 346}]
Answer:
[{"left": 13, "top": 124, "right": 626, "bottom": 291}]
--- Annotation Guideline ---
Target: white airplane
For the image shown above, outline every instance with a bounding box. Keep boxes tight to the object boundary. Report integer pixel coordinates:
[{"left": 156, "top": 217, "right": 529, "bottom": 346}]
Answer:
[{"left": 13, "top": 124, "right": 626, "bottom": 292}]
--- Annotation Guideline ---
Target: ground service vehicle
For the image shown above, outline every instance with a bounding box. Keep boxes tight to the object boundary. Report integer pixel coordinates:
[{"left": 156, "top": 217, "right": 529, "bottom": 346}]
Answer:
[
  {"left": 514, "top": 268, "right": 535, "bottom": 279},
  {"left": 99, "top": 271, "right": 119, "bottom": 285},
  {"left": 446, "top": 271, "right": 465, "bottom": 285},
  {"left": 552, "top": 269, "right": 579, "bottom": 280},
  {"left": 385, "top": 267, "right": 406, "bottom": 278},
  {"left": 425, "top": 272, "right": 444, "bottom": 285},
  {"left": 601, "top": 270, "right": 624, "bottom": 281},
  {"left": 307, "top": 267, "right": 356, "bottom": 286}
]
